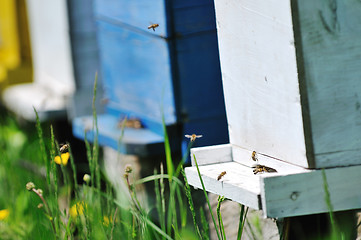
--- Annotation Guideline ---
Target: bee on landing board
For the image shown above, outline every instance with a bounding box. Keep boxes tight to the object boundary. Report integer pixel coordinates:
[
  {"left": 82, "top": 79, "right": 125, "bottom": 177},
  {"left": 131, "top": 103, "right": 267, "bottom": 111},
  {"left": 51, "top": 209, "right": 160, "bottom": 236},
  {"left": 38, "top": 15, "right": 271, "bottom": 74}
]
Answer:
[
  {"left": 59, "top": 143, "right": 69, "bottom": 153},
  {"left": 251, "top": 151, "right": 258, "bottom": 162},
  {"left": 148, "top": 24, "right": 159, "bottom": 31},
  {"left": 217, "top": 171, "right": 226, "bottom": 181},
  {"left": 185, "top": 134, "right": 203, "bottom": 142},
  {"left": 253, "top": 164, "right": 277, "bottom": 175}
]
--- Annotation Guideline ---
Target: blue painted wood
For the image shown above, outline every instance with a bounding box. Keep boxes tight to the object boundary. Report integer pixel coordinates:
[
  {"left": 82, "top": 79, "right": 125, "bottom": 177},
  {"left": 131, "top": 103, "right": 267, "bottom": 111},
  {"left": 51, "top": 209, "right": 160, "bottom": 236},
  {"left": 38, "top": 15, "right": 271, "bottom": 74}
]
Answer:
[
  {"left": 97, "top": 21, "right": 176, "bottom": 130},
  {"left": 73, "top": 114, "right": 166, "bottom": 156},
  {"left": 72, "top": 0, "right": 229, "bottom": 156},
  {"left": 67, "top": 0, "right": 103, "bottom": 118},
  {"left": 94, "top": 0, "right": 168, "bottom": 36},
  {"left": 174, "top": 33, "right": 225, "bottom": 121},
  {"left": 94, "top": 0, "right": 215, "bottom": 37}
]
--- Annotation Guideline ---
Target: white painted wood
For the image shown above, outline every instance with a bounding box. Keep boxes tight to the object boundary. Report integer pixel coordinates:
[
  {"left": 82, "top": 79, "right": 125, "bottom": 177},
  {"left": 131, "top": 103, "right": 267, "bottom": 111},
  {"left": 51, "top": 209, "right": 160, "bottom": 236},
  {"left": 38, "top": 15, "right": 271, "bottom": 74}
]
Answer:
[
  {"left": 2, "top": 0, "right": 74, "bottom": 121},
  {"left": 190, "top": 144, "right": 232, "bottom": 166},
  {"left": 261, "top": 165, "right": 361, "bottom": 218},
  {"left": 231, "top": 145, "right": 310, "bottom": 174},
  {"left": 187, "top": 145, "right": 361, "bottom": 218},
  {"left": 26, "top": 0, "right": 74, "bottom": 93},
  {"left": 214, "top": 0, "right": 308, "bottom": 167},
  {"left": 185, "top": 162, "right": 261, "bottom": 210}
]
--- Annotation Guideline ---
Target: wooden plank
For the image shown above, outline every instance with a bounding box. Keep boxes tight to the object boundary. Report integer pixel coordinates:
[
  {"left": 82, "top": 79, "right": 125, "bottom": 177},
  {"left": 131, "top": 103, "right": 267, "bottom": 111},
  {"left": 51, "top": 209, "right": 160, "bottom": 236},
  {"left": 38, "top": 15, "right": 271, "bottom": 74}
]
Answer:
[
  {"left": 185, "top": 162, "right": 261, "bottom": 210},
  {"left": 261, "top": 165, "right": 361, "bottom": 218},
  {"left": 190, "top": 144, "right": 232, "bottom": 166},
  {"left": 293, "top": 0, "right": 361, "bottom": 168},
  {"left": 214, "top": 0, "right": 308, "bottom": 168},
  {"left": 232, "top": 145, "right": 311, "bottom": 172}
]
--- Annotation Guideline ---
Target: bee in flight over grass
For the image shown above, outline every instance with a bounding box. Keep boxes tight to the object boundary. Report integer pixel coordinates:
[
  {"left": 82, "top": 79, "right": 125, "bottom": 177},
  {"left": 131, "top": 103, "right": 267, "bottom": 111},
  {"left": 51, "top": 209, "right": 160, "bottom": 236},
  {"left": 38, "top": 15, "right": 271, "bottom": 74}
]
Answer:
[
  {"left": 148, "top": 23, "right": 159, "bottom": 31},
  {"left": 252, "top": 164, "right": 277, "bottom": 175},
  {"left": 185, "top": 134, "right": 203, "bottom": 142},
  {"left": 217, "top": 171, "right": 227, "bottom": 181}
]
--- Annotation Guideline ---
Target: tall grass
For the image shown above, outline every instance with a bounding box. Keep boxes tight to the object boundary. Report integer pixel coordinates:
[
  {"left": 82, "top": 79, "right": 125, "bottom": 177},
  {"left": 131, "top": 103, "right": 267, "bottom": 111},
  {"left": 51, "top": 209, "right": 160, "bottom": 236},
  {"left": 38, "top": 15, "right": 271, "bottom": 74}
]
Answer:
[
  {"left": 0, "top": 78, "right": 249, "bottom": 240},
  {"left": 0, "top": 105, "right": 253, "bottom": 240}
]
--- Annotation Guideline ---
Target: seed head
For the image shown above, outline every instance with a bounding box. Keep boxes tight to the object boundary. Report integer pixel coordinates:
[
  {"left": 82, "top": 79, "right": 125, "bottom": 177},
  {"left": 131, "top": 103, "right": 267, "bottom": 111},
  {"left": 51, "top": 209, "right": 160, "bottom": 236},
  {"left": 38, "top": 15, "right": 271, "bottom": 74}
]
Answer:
[
  {"left": 124, "top": 164, "right": 133, "bottom": 174},
  {"left": 83, "top": 174, "right": 91, "bottom": 184},
  {"left": 26, "top": 182, "right": 35, "bottom": 191}
]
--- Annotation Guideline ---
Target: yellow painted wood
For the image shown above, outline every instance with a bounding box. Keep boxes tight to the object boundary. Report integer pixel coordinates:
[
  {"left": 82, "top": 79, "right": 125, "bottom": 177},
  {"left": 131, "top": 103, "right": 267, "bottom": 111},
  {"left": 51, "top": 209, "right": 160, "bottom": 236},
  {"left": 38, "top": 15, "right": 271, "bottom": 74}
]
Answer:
[{"left": 0, "top": 0, "right": 21, "bottom": 82}]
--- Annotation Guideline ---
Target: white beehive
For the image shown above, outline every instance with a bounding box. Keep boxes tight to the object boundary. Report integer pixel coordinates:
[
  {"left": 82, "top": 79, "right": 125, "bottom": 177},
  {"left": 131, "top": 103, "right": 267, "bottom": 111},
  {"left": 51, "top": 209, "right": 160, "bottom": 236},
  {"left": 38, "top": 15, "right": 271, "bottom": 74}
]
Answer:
[
  {"left": 185, "top": 0, "right": 361, "bottom": 218},
  {"left": 2, "top": 0, "right": 75, "bottom": 121}
]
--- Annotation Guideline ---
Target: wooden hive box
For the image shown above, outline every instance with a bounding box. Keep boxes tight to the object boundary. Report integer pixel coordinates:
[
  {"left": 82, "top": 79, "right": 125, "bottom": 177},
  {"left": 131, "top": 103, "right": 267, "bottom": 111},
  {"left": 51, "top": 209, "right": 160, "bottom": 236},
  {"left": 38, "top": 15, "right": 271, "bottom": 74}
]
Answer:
[
  {"left": 72, "top": 0, "right": 229, "bottom": 156},
  {"left": 185, "top": 0, "right": 361, "bottom": 218}
]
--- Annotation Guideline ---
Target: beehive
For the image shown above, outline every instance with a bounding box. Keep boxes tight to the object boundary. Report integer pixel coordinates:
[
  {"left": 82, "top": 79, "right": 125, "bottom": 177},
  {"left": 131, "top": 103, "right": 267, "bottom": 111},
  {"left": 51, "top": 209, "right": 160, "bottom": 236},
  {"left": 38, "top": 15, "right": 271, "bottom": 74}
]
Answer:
[
  {"left": 72, "top": 0, "right": 229, "bottom": 155},
  {"left": 185, "top": 0, "right": 361, "bottom": 218}
]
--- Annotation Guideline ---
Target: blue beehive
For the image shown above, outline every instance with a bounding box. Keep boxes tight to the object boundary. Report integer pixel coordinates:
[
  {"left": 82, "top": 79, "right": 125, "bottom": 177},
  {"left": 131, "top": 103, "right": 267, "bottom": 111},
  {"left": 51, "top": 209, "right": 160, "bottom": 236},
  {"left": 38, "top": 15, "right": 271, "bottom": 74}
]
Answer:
[
  {"left": 72, "top": 0, "right": 228, "bottom": 156},
  {"left": 67, "top": 0, "right": 103, "bottom": 119}
]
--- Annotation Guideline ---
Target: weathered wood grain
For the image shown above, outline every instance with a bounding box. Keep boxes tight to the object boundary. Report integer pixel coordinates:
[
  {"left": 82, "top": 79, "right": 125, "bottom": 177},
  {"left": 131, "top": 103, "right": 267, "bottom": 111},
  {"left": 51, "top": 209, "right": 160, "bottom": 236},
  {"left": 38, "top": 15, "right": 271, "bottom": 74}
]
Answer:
[
  {"left": 293, "top": 0, "right": 361, "bottom": 168},
  {"left": 261, "top": 164, "right": 361, "bottom": 218}
]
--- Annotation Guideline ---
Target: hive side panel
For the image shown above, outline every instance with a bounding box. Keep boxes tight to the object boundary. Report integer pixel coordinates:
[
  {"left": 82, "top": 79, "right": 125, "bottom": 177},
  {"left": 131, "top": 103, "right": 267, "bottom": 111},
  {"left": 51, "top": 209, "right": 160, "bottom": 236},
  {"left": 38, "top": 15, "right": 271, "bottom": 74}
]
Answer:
[
  {"left": 214, "top": 0, "right": 308, "bottom": 167},
  {"left": 261, "top": 165, "right": 361, "bottom": 218},
  {"left": 294, "top": 0, "right": 361, "bottom": 168}
]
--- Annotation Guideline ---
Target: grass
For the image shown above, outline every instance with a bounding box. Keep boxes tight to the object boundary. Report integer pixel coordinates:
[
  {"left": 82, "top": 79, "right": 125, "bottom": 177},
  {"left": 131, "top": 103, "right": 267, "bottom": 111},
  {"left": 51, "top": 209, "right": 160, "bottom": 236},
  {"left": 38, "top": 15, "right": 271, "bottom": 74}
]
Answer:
[
  {"left": 2, "top": 75, "right": 356, "bottom": 240},
  {"left": 2, "top": 102, "right": 360, "bottom": 239},
  {"left": 0, "top": 79, "right": 247, "bottom": 239}
]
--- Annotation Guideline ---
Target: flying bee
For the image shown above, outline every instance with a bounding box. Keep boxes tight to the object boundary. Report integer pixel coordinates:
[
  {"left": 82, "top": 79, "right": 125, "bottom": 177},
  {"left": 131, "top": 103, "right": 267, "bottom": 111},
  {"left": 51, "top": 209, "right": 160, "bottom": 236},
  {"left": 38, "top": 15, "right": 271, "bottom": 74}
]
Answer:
[
  {"left": 148, "top": 23, "right": 159, "bottom": 31},
  {"left": 59, "top": 143, "right": 69, "bottom": 153},
  {"left": 217, "top": 171, "right": 227, "bottom": 181},
  {"left": 253, "top": 164, "right": 277, "bottom": 175},
  {"left": 185, "top": 134, "right": 203, "bottom": 142},
  {"left": 251, "top": 151, "right": 258, "bottom": 162}
]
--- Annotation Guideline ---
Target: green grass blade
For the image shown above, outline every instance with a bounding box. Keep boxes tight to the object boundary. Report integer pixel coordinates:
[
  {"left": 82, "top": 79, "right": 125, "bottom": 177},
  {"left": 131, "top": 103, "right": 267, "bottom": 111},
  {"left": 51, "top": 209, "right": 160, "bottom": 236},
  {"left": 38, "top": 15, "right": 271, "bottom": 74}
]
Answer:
[
  {"left": 216, "top": 196, "right": 226, "bottom": 240},
  {"left": 181, "top": 166, "right": 202, "bottom": 239},
  {"left": 237, "top": 205, "right": 249, "bottom": 240},
  {"left": 193, "top": 154, "right": 221, "bottom": 239},
  {"left": 200, "top": 207, "right": 210, "bottom": 240},
  {"left": 160, "top": 163, "right": 166, "bottom": 236},
  {"left": 142, "top": 216, "right": 173, "bottom": 240},
  {"left": 322, "top": 169, "right": 340, "bottom": 239},
  {"left": 91, "top": 72, "right": 100, "bottom": 190},
  {"left": 135, "top": 174, "right": 183, "bottom": 187},
  {"left": 154, "top": 169, "right": 166, "bottom": 238},
  {"left": 161, "top": 114, "right": 173, "bottom": 181},
  {"left": 33, "top": 107, "right": 50, "bottom": 185}
]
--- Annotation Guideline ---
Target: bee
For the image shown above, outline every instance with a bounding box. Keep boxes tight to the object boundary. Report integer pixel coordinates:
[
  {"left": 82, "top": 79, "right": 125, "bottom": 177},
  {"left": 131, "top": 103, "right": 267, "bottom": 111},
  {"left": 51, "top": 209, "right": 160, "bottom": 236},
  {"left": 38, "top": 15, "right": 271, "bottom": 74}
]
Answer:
[
  {"left": 253, "top": 164, "right": 277, "bottom": 175},
  {"left": 185, "top": 134, "right": 203, "bottom": 142},
  {"left": 59, "top": 143, "right": 69, "bottom": 153},
  {"left": 148, "top": 23, "right": 159, "bottom": 31},
  {"left": 118, "top": 117, "right": 143, "bottom": 129},
  {"left": 217, "top": 171, "right": 226, "bottom": 181},
  {"left": 251, "top": 151, "right": 258, "bottom": 162}
]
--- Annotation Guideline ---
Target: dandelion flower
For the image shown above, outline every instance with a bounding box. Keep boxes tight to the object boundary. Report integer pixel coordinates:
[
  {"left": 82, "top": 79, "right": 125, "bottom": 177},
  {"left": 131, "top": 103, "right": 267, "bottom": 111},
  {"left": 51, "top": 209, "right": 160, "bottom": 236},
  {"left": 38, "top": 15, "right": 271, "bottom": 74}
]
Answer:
[
  {"left": 103, "top": 216, "right": 112, "bottom": 227},
  {"left": 54, "top": 152, "right": 70, "bottom": 166},
  {"left": 0, "top": 209, "right": 9, "bottom": 221},
  {"left": 70, "top": 202, "right": 86, "bottom": 218}
]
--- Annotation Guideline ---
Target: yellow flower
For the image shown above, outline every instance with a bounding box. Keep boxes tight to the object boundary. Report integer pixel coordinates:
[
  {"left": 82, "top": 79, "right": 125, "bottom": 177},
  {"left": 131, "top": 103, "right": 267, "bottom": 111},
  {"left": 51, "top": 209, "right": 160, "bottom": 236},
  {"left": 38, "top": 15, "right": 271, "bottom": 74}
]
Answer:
[
  {"left": 103, "top": 216, "right": 111, "bottom": 227},
  {"left": 0, "top": 209, "right": 9, "bottom": 221},
  {"left": 54, "top": 152, "right": 70, "bottom": 166},
  {"left": 70, "top": 202, "right": 86, "bottom": 218}
]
